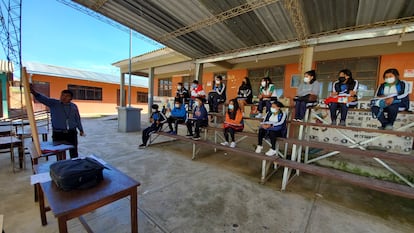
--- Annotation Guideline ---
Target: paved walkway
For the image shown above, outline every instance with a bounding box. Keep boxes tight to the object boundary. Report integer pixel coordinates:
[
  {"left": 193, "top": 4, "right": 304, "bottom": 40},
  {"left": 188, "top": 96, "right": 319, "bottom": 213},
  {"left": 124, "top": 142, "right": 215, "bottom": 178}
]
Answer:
[{"left": 0, "top": 116, "right": 413, "bottom": 233}]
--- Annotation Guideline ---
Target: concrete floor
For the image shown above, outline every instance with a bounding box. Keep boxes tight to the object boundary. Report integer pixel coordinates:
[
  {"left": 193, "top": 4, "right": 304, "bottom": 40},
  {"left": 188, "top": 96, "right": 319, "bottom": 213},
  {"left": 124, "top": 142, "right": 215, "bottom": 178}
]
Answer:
[{"left": 1, "top": 116, "right": 414, "bottom": 233}]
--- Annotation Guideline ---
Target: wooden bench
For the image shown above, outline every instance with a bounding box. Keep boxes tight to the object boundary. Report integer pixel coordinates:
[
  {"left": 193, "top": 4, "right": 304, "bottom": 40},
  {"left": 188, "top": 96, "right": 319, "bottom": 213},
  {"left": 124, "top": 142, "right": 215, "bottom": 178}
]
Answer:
[{"left": 153, "top": 124, "right": 414, "bottom": 200}]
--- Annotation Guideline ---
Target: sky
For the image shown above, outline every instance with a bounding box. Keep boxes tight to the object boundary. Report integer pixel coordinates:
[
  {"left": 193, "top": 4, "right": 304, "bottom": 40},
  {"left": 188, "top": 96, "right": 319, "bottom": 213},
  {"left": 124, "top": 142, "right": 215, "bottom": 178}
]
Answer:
[{"left": 17, "top": 0, "right": 163, "bottom": 76}]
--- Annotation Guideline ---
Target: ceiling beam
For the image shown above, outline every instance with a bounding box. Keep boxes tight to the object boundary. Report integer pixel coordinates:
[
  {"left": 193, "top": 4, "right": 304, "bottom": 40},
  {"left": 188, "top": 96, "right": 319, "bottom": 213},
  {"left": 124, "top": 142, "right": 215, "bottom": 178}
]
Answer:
[
  {"left": 212, "top": 61, "right": 234, "bottom": 70},
  {"left": 283, "top": 0, "right": 308, "bottom": 46},
  {"left": 92, "top": 0, "right": 109, "bottom": 11},
  {"left": 158, "top": 0, "right": 280, "bottom": 43}
]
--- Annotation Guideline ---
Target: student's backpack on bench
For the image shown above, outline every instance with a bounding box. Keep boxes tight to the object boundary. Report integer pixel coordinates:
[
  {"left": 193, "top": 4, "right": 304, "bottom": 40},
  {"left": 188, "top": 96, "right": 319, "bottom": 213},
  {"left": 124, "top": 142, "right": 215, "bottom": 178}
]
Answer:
[{"left": 50, "top": 157, "right": 105, "bottom": 191}]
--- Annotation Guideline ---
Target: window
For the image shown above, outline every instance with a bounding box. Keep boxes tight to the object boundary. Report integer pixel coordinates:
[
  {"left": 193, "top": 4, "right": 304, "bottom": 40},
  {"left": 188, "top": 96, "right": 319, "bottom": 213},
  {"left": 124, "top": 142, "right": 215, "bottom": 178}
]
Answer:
[
  {"left": 68, "top": 85, "right": 102, "bottom": 101},
  {"left": 137, "top": 91, "right": 148, "bottom": 103},
  {"left": 248, "top": 66, "right": 285, "bottom": 97},
  {"left": 158, "top": 78, "right": 172, "bottom": 96},
  {"left": 316, "top": 57, "right": 379, "bottom": 99}
]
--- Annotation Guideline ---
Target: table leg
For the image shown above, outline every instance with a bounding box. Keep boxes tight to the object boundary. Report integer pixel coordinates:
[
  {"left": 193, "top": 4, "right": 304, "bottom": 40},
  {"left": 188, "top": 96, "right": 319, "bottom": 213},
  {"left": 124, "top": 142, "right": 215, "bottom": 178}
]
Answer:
[
  {"left": 37, "top": 183, "right": 47, "bottom": 225},
  {"left": 58, "top": 217, "right": 68, "bottom": 233},
  {"left": 130, "top": 188, "right": 138, "bottom": 233},
  {"left": 19, "top": 142, "right": 24, "bottom": 169}
]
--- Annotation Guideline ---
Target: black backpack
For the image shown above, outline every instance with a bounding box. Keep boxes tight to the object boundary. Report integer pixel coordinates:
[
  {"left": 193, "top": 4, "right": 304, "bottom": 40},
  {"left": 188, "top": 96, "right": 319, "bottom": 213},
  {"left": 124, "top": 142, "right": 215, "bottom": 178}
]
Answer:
[{"left": 50, "top": 157, "right": 106, "bottom": 191}]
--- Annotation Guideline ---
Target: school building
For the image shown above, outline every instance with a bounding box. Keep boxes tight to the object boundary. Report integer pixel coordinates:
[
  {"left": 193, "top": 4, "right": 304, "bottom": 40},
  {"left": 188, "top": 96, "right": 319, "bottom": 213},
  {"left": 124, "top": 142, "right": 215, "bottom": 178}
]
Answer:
[
  {"left": 17, "top": 61, "right": 149, "bottom": 117},
  {"left": 113, "top": 41, "right": 414, "bottom": 109}
]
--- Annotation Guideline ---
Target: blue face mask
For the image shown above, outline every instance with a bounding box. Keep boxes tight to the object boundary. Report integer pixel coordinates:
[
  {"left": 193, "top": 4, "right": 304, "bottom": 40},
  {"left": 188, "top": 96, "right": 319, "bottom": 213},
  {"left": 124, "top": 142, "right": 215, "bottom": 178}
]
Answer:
[
  {"left": 270, "top": 108, "right": 277, "bottom": 113},
  {"left": 228, "top": 104, "right": 234, "bottom": 110},
  {"left": 192, "top": 84, "right": 197, "bottom": 88}
]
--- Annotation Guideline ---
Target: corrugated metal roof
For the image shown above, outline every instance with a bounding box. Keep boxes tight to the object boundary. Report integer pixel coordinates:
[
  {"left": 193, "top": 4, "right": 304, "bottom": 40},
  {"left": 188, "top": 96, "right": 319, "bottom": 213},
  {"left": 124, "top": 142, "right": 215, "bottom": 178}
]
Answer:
[
  {"left": 73, "top": 0, "right": 414, "bottom": 61},
  {"left": 0, "top": 60, "right": 14, "bottom": 73},
  {"left": 23, "top": 61, "right": 147, "bottom": 88}
]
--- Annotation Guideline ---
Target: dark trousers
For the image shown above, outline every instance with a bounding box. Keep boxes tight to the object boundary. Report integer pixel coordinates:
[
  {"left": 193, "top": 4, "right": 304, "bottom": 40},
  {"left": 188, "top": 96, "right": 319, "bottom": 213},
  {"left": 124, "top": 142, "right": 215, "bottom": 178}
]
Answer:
[
  {"left": 186, "top": 119, "right": 208, "bottom": 137},
  {"left": 258, "top": 128, "right": 283, "bottom": 150},
  {"left": 53, "top": 130, "right": 78, "bottom": 158},
  {"left": 223, "top": 127, "right": 236, "bottom": 142},
  {"left": 258, "top": 99, "right": 272, "bottom": 113},
  {"left": 142, "top": 124, "right": 162, "bottom": 145},
  {"left": 294, "top": 100, "right": 307, "bottom": 120},
  {"left": 371, "top": 104, "right": 399, "bottom": 127},
  {"left": 329, "top": 103, "right": 348, "bottom": 122},
  {"left": 168, "top": 117, "right": 185, "bottom": 132},
  {"left": 208, "top": 92, "right": 225, "bottom": 112}
]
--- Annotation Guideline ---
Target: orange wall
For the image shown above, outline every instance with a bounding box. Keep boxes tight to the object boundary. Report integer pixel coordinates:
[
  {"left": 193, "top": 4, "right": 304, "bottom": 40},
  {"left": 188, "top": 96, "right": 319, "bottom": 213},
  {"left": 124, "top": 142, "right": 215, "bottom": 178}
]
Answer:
[
  {"left": 31, "top": 74, "right": 148, "bottom": 116},
  {"left": 380, "top": 52, "right": 414, "bottom": 99},
  {"left": 153, "top": 52, "right": 413, "bottom": 104}
]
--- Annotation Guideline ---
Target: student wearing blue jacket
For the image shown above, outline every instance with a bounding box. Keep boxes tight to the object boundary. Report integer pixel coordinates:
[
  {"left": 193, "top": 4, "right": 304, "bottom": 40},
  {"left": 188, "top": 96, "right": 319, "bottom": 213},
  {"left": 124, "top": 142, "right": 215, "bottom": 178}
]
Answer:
[
  {"left": 167, "top": 99, "right": 187, "bottom": 135},
  {"left": 186, "top": 97, "right": 208, "bottom": 140},
  {"left": 371, "top": 68, "right": 410, "bottom": 130},
  {"left": 255, "top": 101, "right": 287, "bottom": 156}
]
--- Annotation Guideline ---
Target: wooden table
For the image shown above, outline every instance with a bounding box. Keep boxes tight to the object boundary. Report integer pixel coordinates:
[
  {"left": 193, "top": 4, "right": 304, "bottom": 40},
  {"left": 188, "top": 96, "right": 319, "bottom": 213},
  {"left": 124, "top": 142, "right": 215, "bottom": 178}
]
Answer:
[
  {"left": 35, "top": 159, "right": 140, "bottom": 233},
  {"left": 0, "top": 136, "right": 23, "bottom": 169}
]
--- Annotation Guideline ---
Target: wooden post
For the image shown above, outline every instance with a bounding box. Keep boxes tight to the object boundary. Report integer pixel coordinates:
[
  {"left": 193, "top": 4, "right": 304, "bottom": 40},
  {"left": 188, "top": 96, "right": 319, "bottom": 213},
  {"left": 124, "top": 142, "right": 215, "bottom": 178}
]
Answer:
[{"left": 22, "top": 67, "right": 42, "bottom": 157}]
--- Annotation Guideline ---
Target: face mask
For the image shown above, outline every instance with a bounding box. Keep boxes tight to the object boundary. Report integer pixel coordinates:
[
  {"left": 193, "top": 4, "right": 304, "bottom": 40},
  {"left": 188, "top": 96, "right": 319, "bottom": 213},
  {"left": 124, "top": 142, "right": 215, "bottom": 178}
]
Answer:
[
  {"left": 386, "top": 77, "right": 395, "bottom": 84},
  {"left": 192, "top": 84, "right": 197, "bottom": 88},
  {"left": 338, "top": 77, "right": 346, "bottom": 83},
  {"left": 261, "top": 81, "right": 266, "bottom": 87},
  {"left": 152, "top": 109, "right": 157, "bottom": 112},
  {"left": 175, "top": 104, "right": 180, "bottom": 108},
  {"left": 228, "top": 104, "right": 234, "bottom": 110},
  {"left": 303, "top": 77, "right": 310, "bottom": 83},
  {"left": 270, "top": 107, "right": 277, "bottom": 113},
  {"left": 177, "top": 85, "right": 182, "bottom": 90},
  {"left": 215, "top": 80, "right": 220, "bottom": 84},
  {"left": 194, "top": 101, "right": 199, "bottom": 107}
]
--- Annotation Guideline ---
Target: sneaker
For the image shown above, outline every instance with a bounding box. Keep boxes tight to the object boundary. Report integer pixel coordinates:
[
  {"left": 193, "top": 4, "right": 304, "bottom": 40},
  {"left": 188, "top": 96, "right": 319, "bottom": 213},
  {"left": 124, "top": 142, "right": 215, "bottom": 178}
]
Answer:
[
  {"left": 169, "top": 131, "right": 177, "bottom": 135},
  {"left": 255, "top": 113, "right": 263, "bottom": 118},
  {"left": 296, "top": 119, "right": 303, "bottom": 122},
  {"left": 192, "top": 135, "right": 201, "bottom": 141},
  {"left": 138, "top": 144, "right": 146, "bottom": 149},
  {"left": 331, "top": 121, "right": 336, "bottom": 125},
  {"left": 385, "top": 125, "right": 393, "bottom": 130},
  {"left": 185, "top": 134, "right": 193, "bottom": 138},
  {"left": 339, "top": 120, "right": 346, "bottom": 126},
  {"left": 378, "top": 126, "right": 385, "bottom": 130},
  {"left": 220, "top": 141, "right": 229, "bottom": 146},
  {"left": 230, "top": 142, "right": 236, "bottom": 148},
  {"left": 265, "top": 149, "right": 277, "bottom": 156},
  {"left": 255, "top": 145, "right": 263, "bottom": 153},
  {"left": 167, "top": 130, "right": 174, "bottom": 134}
]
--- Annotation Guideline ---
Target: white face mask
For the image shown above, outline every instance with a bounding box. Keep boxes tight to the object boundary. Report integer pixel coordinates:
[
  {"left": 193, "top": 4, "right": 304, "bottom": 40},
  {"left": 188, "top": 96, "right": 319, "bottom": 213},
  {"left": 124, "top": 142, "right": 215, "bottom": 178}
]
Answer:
[
  {"left": 303, "top": 77, "right": 310, "bottom": 83},
  {"left": 177, "top": 85, "right": 182, "bottom": 90},
  {"left": 386, "top": 77, "right": 395, "bottom": 84},
  {"left": 215, "top": 80, "right": 220, "bottom": 84},
  {"left": 175, "top": 104, "right": 180, "bottom": 108},
  {"left": 228, "top": 104, "right": 234, "bottom": 110},
  {"left": 270, "top": 107, "right": 277, "bottom": 113},
  {"left": 194, "top": 101, "right": 199, "bottom": 107},
  {"left": 261, "top": 81, "right": 266, "bottom": 87}
]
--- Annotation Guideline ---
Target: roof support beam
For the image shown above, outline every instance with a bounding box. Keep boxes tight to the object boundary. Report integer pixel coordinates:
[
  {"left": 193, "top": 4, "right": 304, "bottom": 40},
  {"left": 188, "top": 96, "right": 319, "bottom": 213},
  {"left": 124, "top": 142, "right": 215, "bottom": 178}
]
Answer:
[
  {"left": 283, "top": 0, "right": 308, "bottom": 46},
  {"left": 212, "top": 61, "right": 234, "bottom": 70},
  {"left": 158, "top": 0, "right": 279, "bottom": 43},
  {"left": 92, "top": 0, "right": 109, "bottom": 11}
]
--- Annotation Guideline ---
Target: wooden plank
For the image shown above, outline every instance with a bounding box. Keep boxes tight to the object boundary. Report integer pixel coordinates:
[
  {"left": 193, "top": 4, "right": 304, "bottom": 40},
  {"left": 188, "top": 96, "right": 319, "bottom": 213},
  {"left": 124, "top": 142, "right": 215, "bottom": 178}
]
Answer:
[
  {"left": 22, "top": 67, "right": 42, "bottom": 157},
  {"left": 276, "top": 158, "right": 414, "bottom": 199}
]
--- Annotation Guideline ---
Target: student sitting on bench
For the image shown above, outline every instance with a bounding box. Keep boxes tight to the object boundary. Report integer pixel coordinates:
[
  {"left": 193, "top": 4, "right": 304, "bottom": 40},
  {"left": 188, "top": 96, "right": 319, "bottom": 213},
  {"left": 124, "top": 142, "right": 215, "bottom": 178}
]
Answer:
[
  {"left": 139, "top": 104, "right": 167, "bottom": 149},
  {"left": 166, "top": 99, "right": 187, "bottom": 135},
  {"left": 255, "top": 101, "right": 287, "bottom": 156},
  {"left": 186, "top": 97, "right": 208, "bottom": 140},
  {"left": 371, "top": 68, "right": 410, "bottom": 130},
  {"left": 220, "top": 99, "right": 244, "bottom": 148},
  {"left": 293, "top": 70, "right": 320, "bottom": 121},
  {"left": 208, "top": 75, "right": 226, "bottom": 113}
]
